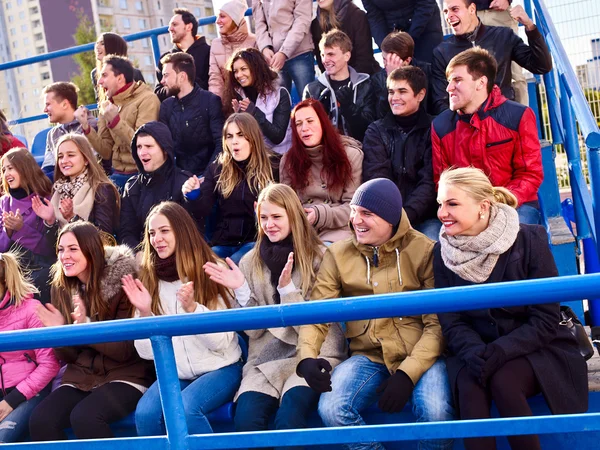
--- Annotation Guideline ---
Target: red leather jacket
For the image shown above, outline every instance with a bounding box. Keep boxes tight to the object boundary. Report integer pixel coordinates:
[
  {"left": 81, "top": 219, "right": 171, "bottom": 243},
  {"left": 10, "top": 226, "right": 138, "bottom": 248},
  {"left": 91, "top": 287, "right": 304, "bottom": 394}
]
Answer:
[{"left": 431, "top": 86, "right": 543, "bottom": 205}]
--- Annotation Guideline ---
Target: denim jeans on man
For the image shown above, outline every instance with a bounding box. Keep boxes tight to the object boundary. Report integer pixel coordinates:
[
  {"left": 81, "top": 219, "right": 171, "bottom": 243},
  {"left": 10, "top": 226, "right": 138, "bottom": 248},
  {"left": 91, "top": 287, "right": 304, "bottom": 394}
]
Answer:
[
  {"left": 135, "top": 360, "right": 243, "bottom": 436},
  {"left": 279, "top": 51, "right": 315, "bottom": 101},
  {"left": 517, "top": 203, "right": 541, "bottom": 225},
  {"left": 0, "top": 384, "right": 50, "bottom": 443},
  {"left": 319, "top": 356, "right": 455, "bottom": 450},
  {"left": 212, "top": 242, "right": 256, "bottom": 266}
]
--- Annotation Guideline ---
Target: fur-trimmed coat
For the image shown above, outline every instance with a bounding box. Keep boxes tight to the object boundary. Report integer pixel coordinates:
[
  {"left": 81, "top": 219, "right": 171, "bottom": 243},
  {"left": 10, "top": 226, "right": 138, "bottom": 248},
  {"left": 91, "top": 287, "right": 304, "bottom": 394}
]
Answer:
[
  {"left": 55, "top": 245, "right": 155, "bottom": 391},
  {"left": 234, "top": 249, "right": 348, "bottom": 401}
]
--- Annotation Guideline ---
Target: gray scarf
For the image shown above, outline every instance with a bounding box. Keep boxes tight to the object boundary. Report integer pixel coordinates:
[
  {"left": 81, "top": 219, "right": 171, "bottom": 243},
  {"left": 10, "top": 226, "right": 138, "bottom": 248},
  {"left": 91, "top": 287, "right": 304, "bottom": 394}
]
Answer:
[{"left": 439, "top": 203, "right": 520, "bottom": 283}]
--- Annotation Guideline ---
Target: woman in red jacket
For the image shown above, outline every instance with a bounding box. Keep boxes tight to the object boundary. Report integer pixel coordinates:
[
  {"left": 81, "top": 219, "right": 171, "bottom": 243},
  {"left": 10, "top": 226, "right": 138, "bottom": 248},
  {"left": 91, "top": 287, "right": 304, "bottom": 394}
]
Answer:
[
  {"left": 0, "top": 251, "right": 59, "bottom": 443},
  {"left": 0, "top": 111, "right": 25, "bottom": 157}
]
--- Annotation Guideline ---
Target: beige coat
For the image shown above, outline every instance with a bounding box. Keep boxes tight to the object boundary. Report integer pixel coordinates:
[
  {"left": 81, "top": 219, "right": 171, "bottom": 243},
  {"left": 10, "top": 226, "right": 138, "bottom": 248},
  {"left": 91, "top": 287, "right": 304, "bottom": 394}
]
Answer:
[
  {"left": 209, "top": 20, "right": 257, "bottom": 101},
  {"left": 235, "top": 249, "right": 347, "bottom": 401},
  {"left": 86, "top": 81, "right": 160, "bottom": 173},
  {"left": 297, "top": 212, "right": 444, "bottom": 385},
  {"left": 280, "top": 136, "right": 363, "bottom": 243},
  {"left": 252, "top": 0, "right": 314, "bottom": 60}
]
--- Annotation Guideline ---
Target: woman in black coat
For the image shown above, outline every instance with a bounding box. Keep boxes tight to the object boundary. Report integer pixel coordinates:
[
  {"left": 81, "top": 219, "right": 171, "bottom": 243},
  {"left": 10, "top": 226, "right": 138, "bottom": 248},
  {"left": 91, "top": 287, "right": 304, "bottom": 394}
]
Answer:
[
  {"left": 363, "top": 0, "right": 443, "bottom": 63},
  {"left": 434, "top": 167, "right": 588, "bottom": 450}
]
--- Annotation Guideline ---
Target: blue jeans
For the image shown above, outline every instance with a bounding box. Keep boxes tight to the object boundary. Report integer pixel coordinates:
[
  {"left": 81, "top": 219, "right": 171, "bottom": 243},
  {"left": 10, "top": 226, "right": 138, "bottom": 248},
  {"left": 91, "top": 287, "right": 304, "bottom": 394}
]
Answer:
[
  {"left": 517, "top": 203, "right": 541, "bottom": 225},
  {"left": 0, "top": 384, "right": 50, "bottom": 443},
  {"left": 319, "top": 356, "right": 454, "bottom": 450},
  {"left": 135, "top": 360, "right": 243, "bottom": 436},
  {"left": 415, "top": 219, "right": 443, "bottom": 241},
  {"left": 280, "top": 51, "right": 315, "bottom": 101},
  {"left": 110, "top": 171, "right": 136, "bottom": 193},
  {"left": 212, "top": 242, "right": 255, "bottom": 265}
]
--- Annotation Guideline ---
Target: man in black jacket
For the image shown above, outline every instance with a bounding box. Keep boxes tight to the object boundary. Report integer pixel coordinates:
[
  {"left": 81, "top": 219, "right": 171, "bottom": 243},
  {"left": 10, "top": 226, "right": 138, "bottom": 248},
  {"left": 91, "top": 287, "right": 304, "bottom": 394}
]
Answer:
[
  {"left": 362, "top": 66, "right": 439, "bottom": 240},
  {"left": 120, "top": 121, "right": 198, "bottom": 250},
  {"left": 159, "top": 52, "right": 223, "bottom": 176},
  {"left": 303, "top": 29, "right": 376, "bottom": 142},
  {"left": 432, "top": 0, "right": 552, "bottom": 114},
  {"left": 155, "top": 7, "right": 210, "bottom": 101}
]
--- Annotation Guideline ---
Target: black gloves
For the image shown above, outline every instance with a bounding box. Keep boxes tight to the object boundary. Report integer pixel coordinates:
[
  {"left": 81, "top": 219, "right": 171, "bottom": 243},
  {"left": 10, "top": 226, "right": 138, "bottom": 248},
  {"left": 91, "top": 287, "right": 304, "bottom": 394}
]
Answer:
[
  {"left": 376, "top": 369, "right": 414, "bottom": 413},
  {"left": 480, "top": 343, "right": 507, "bottom": 386},
  {"left": 335, "top": 83, "right": 354, "bottom": 109},
  {"left": 297, "top": 358, "right": 333, "bottom": 393},
  {"left": 465, "top": 346, "right": 486, "bottom": 382},
  {"left": 318, "top": 90, "right": 332, "bottom": 113}
]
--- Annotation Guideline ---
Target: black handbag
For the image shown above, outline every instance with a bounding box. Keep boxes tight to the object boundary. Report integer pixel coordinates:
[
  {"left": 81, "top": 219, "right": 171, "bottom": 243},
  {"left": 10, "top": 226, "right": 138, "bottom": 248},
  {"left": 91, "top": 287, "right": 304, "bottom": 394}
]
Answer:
[{"left": 560, "top": 306, "right": 594, "bottom": 361}]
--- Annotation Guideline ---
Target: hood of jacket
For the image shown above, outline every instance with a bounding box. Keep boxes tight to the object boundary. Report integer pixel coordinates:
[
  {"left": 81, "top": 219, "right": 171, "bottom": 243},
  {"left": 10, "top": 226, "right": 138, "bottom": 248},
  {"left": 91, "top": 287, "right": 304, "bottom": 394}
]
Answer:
[
  {"left": 316, "top": 65, "right": 369, "bottom": 91},
  {"left": 131, "top": 121, "right": 175, "bottom": 175},
  {"left": 174, "top": 35, "right": 207, "bottom": 52},
  {"left": 100, "top": 245, "right": 136, "bottom": 300}
]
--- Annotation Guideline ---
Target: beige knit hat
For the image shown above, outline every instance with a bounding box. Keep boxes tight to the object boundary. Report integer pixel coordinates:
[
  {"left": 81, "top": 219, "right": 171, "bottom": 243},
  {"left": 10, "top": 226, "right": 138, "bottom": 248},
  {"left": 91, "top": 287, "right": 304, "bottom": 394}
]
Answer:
[{"left": 219, "top": 0, "right": 247, "bottom": 27}]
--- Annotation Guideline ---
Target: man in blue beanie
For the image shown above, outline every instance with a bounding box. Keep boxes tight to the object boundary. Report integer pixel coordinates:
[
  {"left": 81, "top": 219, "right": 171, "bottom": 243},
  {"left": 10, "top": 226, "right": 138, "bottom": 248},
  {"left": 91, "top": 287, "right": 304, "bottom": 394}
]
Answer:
[{"left": 297, "top": 178, "right": 454, "bottom": 450}]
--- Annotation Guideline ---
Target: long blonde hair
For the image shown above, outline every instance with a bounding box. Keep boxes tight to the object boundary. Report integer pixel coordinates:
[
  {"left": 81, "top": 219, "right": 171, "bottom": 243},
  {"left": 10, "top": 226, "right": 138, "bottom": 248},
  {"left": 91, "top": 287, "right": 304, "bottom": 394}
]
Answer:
[
  {"left": 217, "top": 113, "right": 275, "bottom": 199},
  {"left": 0, "top": 251, "right": 38, "bottom": 307},
  {"left": 252, "top": 184, "right": 323, "bottom": 297},
  {"left": 139, "top": 202, "right": 232, "bottom": 315},
  {"left": 439, "top": 167, "right": 518, "bottom": 207}
]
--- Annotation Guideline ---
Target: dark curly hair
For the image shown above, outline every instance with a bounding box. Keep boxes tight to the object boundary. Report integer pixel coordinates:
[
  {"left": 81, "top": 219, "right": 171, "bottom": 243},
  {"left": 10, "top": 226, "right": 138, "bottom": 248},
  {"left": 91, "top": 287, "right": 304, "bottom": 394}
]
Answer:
[{"left": 223, "top": 48, "right": 278, "bottom": 116}]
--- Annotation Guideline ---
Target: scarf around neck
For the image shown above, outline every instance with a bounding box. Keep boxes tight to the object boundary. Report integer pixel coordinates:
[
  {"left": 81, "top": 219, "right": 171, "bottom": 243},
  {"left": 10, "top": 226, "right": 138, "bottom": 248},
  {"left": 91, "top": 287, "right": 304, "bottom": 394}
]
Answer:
[
  {"left": 54, "top": 169, "right": 89, "bottom": 201},
  {"left": 260, "top": 234, "right": 294, "bottom": 304},
  {"left": 155, "top": 253, "right": 179, "bottom": 282},
  {"left": 439, "top": 203, "right": 519, "bottom": 283}
]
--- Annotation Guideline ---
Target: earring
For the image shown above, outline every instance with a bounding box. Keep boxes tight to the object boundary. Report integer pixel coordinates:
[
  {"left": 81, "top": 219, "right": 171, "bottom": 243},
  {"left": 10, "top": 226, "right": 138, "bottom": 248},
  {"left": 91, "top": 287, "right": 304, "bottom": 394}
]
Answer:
[{"left": 479, "top": 212, "right": 485, "bottom": 220}]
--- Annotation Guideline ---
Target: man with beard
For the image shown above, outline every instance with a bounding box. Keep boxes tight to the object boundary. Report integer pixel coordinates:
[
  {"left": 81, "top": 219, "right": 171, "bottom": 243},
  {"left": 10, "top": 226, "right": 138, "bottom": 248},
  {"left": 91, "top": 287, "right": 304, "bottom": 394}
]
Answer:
[
  {"left": 155, "top": 8, "right": 211, "bottom": 101},
  {"left": 159, "top": 53, "right": 223, "bottom": 176}
]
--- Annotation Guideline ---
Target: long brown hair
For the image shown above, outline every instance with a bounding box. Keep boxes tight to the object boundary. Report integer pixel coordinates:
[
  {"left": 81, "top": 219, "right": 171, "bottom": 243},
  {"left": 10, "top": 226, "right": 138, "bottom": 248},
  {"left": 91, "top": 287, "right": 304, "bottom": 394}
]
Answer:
[
  {"left": 139, "top": 202, "right": 232, "bottom": 315},
  {"left": 95, "top": 32, "right": 130, "bottom": 104},
  {"left": 1, "top": 148, "right": 52, "bottom": 197},
  {"left": 284, "top": 99, "right": 353, "bottom": 195},
  {"left": 50, "top": 222, "right": 109, "bottom": 324},
  {"left": 318, "top": 1, "right": 340, "bottom": 32},
  {"left": 217, "top": 113, "right": 275, "bottom": 198},
  {"left": 54, "top": 134, "right": 121, "bottom": 212},
  {"left": 252, "top": 184, "right": 323, "bottom": 297}
]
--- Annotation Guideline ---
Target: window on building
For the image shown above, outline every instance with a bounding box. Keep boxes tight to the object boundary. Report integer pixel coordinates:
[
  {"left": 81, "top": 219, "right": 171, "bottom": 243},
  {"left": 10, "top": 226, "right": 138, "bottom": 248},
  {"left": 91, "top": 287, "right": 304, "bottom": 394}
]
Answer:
[
  {"left": 21, "top": 24, "right": 28, "bottom": 32},
  {"left": 19, "top": 79, "right": 24, "bottom": 87},
  {"left": 7, "top": 15, "right": 13, "bottom": 23},
  {"left": 12, "top": 41, "right": 18, "bottom": 49},
  {"left": 10, "top": 28, "right": 16, "bottom": 36},
  {"left": 32, "top": 20, "right": 41, "bottom": 28},
  {"left": 135, "top": 1, "right": 143, "bottom": 11},
  {"left": 157, "top": 1, "right": 161, "bottom": 10},
  {"left": 31, "top": 76, "right": 37, "bottom": 85},
  {"left": 144, "top": 55, "right": 152, "bottom": 66},
  {"left": 5, "top": 3, "right": 11, "bottom": 10},
  {"left": 40, "top": 61, "right": 48, "bottom": 67},
  {"left": 138, "top": 19, "right": 146, "bottom": 29},
  {"left": 33, "top": 88, "right": 40, "bottom": 96},
  {"left": 17, "top": 0, "right": 23, "bottom": 6},
  {"left": 41, "top": 72, "right": 50, "bottom": 80},
  {"left": 142, "top": 38, "right": 149, "bottom": 48},
  {"left": 159, "top": 18, "right": 164, "bottom": 26},
  {"left": 99, "top": 16, "right": 112, "bottom": 29},
  {"left": 129, "top": 41, "right": 135, "bottom": 49},
  {"left": 29, "top": 6, "right": 39, "bottom": 14},
  {"left": 146, "top": 72, "right": 155, "bottom": 83},
  {"left": 119, "top": 0, "right": 128, "bottom": 9},
  {"left": 97, "top": 0, "right": 111, "bottom": 6},
  {"left": 19, "top": 11, "right": 25, "bottom": 19},
  {"left": 123, "top": 18, "right": 131, "bottom": 29},
  {"left": 194, "top": 8, "right": 201, "bottom": 18},
  {"left": 26, "top": 50, "right": 32, "bottom": 57},
  {"left": 34, "top": 33, "right": 43, "bottom": 41},
  {"left": 22, "top": 92, "right": 27, "bottom": 100},
  {"left": 23, "top": 105, "right": 28, "bottom": 113},
  {"left": 36, "top": 46, "right": 45, "bottom": 54},
  {"left": 23, "top": 37, "right": 29, "bottom": 45},
  {"left": 205, "top": 7, "right": 214, "bottom": 16}
]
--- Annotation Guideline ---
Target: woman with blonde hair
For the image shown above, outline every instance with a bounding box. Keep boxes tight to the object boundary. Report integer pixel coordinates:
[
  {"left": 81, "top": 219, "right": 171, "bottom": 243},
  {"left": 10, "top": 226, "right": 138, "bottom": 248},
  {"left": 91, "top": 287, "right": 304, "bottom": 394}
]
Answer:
[
  {"left": 434, "top": 167, "right": 588, "bottom": 450},
  {"left": 183, "top": 112, "right": 278, "bottom": 264},
  {"left": 31, "top": 133, "right": 119, "bottom": 236},
  {"left": 203, "top": 183, "right": 347, "bottom": 444},
  {"left": 0, "top": 251, "right": 59, "bottom": 443},
  {"left": 123, "top": 201, "right": 242, "bottom": 436}
]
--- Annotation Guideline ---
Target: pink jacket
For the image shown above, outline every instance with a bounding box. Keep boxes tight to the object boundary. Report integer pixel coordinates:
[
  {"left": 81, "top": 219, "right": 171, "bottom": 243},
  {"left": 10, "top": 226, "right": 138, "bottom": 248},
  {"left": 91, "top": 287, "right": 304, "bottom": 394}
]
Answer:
[{"left": 0, "top": 291, "right": 59, "bottom": 401}]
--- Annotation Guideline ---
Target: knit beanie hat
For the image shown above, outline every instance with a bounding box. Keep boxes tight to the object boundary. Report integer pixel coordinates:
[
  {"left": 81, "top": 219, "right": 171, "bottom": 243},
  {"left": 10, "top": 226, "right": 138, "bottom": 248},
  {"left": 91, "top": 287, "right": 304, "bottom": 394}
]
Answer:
[
  {"left": 350, "top": 178, "right": 403, "bottom": 226},
  {"left": 219, "top": 0, "right": 247, "bottom": 27}
]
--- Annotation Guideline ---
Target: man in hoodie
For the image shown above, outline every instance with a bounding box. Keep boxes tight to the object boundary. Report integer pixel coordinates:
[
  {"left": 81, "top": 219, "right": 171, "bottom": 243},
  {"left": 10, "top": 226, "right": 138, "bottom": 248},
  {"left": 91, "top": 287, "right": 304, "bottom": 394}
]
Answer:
[
  {"left": 76, "top": 55, "right": 160, "bottom": 191},
  {"left": 303, "top": 29, "right": 376, "bottom": 142},
  {"left": 120, "top": 121, "right": 198, "bottom": 250},
  {"left": 297, "top": 178, "right": 454, "bottom": 450},
  {"left": 159, "top": 52, "right": 223, "bottom": 176},
  {"left": 155, "top": 8, "right": 211, "bottom": 101}
]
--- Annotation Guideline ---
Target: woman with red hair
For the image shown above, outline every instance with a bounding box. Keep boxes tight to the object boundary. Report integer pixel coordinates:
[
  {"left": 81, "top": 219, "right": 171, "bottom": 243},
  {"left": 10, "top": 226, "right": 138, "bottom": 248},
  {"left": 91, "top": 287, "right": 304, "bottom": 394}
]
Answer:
[{"left": 280, "top": 99, "right": 363, "bottom": 243}]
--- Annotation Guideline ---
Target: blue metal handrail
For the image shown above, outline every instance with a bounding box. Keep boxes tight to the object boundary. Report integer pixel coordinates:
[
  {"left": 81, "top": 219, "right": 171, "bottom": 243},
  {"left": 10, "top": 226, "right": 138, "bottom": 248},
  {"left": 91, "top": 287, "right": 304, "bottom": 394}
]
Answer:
[{"left": 2, "top": 274, "right": 600, "bottom": 449}]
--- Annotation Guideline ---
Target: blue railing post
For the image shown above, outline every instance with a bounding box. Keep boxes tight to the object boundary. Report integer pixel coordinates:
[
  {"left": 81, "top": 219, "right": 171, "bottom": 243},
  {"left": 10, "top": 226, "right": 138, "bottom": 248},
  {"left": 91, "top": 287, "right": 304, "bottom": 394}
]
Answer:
[
  {"left": 585, "top": 131, "right": 600, "bottom": 325},
  {"left": 150, "top": 336, "right": 189, "bottom": 450},
  {"left": 150, "top": 35, "right": 162, "bottom": 68}
]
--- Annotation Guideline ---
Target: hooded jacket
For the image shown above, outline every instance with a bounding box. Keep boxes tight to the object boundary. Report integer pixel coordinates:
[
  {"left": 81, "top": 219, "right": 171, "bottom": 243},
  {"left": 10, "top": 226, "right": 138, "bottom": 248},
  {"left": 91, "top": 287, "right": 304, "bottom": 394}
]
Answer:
[
  {"left": 303, "top": 66, "right": 376, "bottom": 142},
  {"left": 159, "top": 84, "right": 224, "bottom": 175},
  {"left": 311, "top": 0, "right": 381, "bottom": 76},
  {"left": 85, "top": 81, "right": 160, "bottom": 173},
  {"left": 155, "top": 36, "right": 211, "bottom": 101},
  {"left": 120, "top": 121, "right": 196, "bottom": 250},
  {"left": 431, "top": 22, "right": 552, "bottom": 114},
  {"left": 432, "top": 86, "right": 543, "bottom": 206},
  {"left": 362, "top": 107, "right": 437, "bottom": 227},
  {"left": 297, "top": 210, "right": 443, "bottom": 385},
  {"left": 0, "top": 291, "right": 59, "bottom": 409},
  {"left": 209, "top": 20, "right": 257, "bottom": 100},
  {"left": 55, "top": 245, "right": 155, "bottom": 391}
]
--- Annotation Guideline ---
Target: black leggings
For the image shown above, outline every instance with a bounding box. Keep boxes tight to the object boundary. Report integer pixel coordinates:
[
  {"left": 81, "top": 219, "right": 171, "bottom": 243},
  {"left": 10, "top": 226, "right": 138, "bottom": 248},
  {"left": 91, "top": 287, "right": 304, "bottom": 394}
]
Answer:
[
  {"left": 29, "top": 383, "right": 143, "bottom": 441},
  {"left": 456, "top": 356, "right": 542, "bottom": 450}
]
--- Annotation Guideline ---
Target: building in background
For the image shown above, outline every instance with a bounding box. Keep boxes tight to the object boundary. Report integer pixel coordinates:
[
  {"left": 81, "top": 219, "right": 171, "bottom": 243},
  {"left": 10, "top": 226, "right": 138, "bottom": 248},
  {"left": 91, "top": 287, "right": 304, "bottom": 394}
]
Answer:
[{"left": 578, "top": 38, "right": 600, "bottom": 91}]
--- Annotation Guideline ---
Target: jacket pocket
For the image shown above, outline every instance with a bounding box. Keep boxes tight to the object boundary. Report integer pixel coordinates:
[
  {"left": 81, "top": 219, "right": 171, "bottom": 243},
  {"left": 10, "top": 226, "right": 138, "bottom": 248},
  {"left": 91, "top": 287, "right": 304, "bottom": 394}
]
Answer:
[
  {"left": 486, "top": 138, "right": 513, "bottom": 148},
  {"left": 346, "top": 320, "right": 370, "bottom": 338}
]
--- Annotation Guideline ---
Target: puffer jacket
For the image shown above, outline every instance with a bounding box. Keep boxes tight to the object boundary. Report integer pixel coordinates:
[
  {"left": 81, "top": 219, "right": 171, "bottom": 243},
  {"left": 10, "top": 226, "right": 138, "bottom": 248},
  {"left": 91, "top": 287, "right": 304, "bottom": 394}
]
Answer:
[
  {"left": 85, "top": 81, "right": 160, "bottom": 173},
  {"left": 362, "top": 107, "right": 437, "bottom": 227},
  {"left": 298, "top": 211, "right": 443, "bottom": 385},
  {"left": 280, "top": 135, "right": 363, "bottom": 242},
  {"left": 1, "top": 134, "right": 25, "bottom": 156},
  {"left": 303, "top": 67, "right": 376, "bottom": 142},
  {"left": 159, "top": 85, "right": 224, "bottom": 175},
  {"left": 252, "top": 0, "right": 313, "bottom": 60},
  {"left": 135, "top": 280, "right": 241, "bottom": 380},
  {"left": 120, "top": 121, "right": 196, "bottom": 250},
  {"left": 209, "top": 20, "right": 257, "bottom": 100},
  {"left": 0, "top": 291, "right": 59, "bottom": 409},
  {"left": 432, "top": 86, "right": 543, "bottom": 205},
  {"left": 311, "top": 0, "right": 381, "bottom": 76},
  {"left": 55, "top": 245, "right": 155, "bottom": 391}
]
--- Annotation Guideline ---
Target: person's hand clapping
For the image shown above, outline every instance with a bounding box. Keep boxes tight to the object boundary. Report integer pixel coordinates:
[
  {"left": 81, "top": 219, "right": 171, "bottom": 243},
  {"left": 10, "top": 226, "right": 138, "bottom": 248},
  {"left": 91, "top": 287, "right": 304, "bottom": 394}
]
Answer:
[
  {"left": 203, "top": 258, "right": 246, "bottom": 290},
  {"left": 122, "top": 274, "right": 153, "bottom": 317}
]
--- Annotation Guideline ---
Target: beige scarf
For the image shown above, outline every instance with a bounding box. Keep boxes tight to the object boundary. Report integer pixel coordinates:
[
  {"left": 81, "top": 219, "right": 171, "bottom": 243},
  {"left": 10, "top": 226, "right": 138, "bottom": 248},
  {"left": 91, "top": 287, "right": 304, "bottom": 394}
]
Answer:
[
  {"left": 51, "top": 181, "right": 96, "bottom": 226},
  {"left": 439, "top": 203, "right": 520, "bottom": 283}
]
